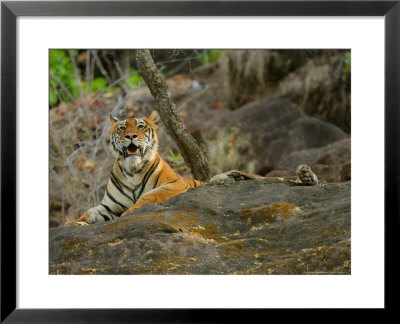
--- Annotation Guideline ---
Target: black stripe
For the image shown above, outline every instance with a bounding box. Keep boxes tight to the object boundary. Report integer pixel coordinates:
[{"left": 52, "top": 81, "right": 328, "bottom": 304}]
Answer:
[
  {"left": 124, "top": 167, "right": 134, "bottom": 177},
  {"left": 143, "top": 140, "right": 155, "bottom": 157},
  {"left": 163, "top": 178, "right": 179, "bottom": 186},
  {"left": 134, "top": 163, "right": 146, "bottom": 174},
  {"left": 118, "top": 161, "right": 134, "bottom": 177},
  {"left": 101, "top": 203, "right": 113, "bottom": 213},
  {"left": 139, "top": 156, "right": 160, "bottom": 193},
  {"left": 98, "top": 211, "right": 110, "bottom": 221},
  {"left": 117, "top": 161, "right": 126, "bottom": 177},
  {"left": 153, "top": 171, "right": 162, "bottom": 189},
  {"left": 112, "top": 134, "right": 124, "bottom": 156},
  {"left": 109, "top": 173, "right": 134, "bottom": 202},
  {"left": 144, "top": 128, "right": 151, "bottom": 141},
  {"left": 106, "top": 190, "right": 128, "bottom": 210},
  {"left": 143, "top": 129, "right": 154, "bottom": 151},
  {"left": 160, "top": 187, "right": 182, "bottom": 191},
  {"left": 111, "top": 171, "right": 136, "bottom": 202},
  {"left": 137, "top": 155, "right": 160, "bottom": 199},
  {"left": 101, "top": 203, "right": 122, "bottom": 218},
  {"left": 133, "top": 182, "right": 142, "bottom": 201},
  {"left": 111, "top": 172, "right": 133, "bottom": 192}
]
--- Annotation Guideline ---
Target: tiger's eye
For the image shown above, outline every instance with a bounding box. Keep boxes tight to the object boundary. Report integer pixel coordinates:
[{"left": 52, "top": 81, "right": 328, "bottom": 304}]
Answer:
[
  {"left": 137, "top": 124, "right": 146, "bottom": 130},
  {"left": 118, "top": 125, "right": 126, "bottom": 131}
]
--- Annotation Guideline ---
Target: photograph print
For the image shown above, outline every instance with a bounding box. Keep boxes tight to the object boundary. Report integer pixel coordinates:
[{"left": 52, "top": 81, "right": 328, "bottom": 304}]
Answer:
[{"left": 49, "top": 49, "right": 351, "bottom": 275}]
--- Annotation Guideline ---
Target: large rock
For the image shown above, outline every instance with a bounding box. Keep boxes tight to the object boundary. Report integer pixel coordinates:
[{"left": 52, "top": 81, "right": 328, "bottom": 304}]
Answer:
[
  {"left": 275, "top": 54, "right": 351, "bottom": 132},
  {"left": 50, "top": 179, "right": 351, "bottom": 275},
  {"left": 219, "top": 49, "right": 344, "bottom": 108},
  {"left": 217, "top": 50, "right": 350, "bottom": 132},
  {"left": 268, "top": 138, "right": 351, "bottom": 182},
  {"left": 185, "top": 98, "right": 349, "bottom": 175}
]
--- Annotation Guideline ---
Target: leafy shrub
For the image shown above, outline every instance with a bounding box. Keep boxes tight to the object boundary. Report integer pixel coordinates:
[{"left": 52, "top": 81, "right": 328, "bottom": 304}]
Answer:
[
  {"left": 128, "top": 68, "right": 144, "bottom": 87},
  {"left": 49, "top": 50, "right": 116, "bottom": 107},
  {"left": 49, "top": 50, "right": 80, "bottom": 106},
  {"left": 196, "top": 50, "right": 223, "bottom": 65},
  {"left": 169, "top": 149, "right": 183, "bottom": 163}
]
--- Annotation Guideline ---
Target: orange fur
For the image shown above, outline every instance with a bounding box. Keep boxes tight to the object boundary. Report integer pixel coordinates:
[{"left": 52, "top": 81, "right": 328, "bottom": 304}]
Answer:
[{"left": 120, "top": 153, "right": 203, "bottom": 217}]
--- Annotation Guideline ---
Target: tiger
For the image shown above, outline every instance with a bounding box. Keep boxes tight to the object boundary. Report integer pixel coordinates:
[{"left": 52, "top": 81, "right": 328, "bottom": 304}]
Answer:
[
  {"left": 67, "top": 110, "right": 317, "bottom": 226},
  {"left": 67, "top": 110, "right": 205, "bottom": 225}
]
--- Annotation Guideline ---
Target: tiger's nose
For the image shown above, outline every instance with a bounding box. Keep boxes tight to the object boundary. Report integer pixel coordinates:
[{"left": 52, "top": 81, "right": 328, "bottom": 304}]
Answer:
[{"left": 125, "top": 133, "right": 138, "bottom": 140}]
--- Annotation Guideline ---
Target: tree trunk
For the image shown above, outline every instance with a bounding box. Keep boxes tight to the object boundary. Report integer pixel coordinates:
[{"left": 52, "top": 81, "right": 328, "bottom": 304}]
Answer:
[{"left": 135, "top": 49, "right": 212, "bottom": 181}]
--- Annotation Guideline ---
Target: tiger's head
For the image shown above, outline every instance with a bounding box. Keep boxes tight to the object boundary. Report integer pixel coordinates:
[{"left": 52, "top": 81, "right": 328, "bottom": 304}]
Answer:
[{"left": 109, "top": 110, "right": 160, "bottom": 170}]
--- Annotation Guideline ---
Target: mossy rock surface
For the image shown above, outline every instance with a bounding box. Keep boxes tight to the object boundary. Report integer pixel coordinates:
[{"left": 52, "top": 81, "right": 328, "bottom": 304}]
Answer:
[{"left": 49, "top": 179, "right": 351, "bottom": 275}]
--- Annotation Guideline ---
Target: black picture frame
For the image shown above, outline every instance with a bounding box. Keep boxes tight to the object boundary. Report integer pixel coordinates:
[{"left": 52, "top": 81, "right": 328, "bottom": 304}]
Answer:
[{"left": 1, "top": 0, "right": 398, "bottom": 322}]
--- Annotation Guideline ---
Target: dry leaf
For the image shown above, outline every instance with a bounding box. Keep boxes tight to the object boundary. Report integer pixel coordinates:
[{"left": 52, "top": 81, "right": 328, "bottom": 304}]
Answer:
[
  {"left": 76, "top": 160, "right": 85, "bottom": 171},
  {"left": 211, "top": 102, "right": 226, "bottom": 110},
  {"left": 84, "top": 160, "right": 95, "bottom": 171}
]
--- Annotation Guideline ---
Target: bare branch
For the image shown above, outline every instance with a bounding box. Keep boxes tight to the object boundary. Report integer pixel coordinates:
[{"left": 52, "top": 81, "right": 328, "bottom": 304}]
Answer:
[
  {"left": 68, "top": 50, "right": 85, "bottom": 100},
  {"left": 49, "top": 72, "right": 75, "bottom": 102},
  {"left": 91, "top": 50, "right": 113, "bottom": 85},
  {"left": 113, "top": 60, "right": 130, "bottom": 96}
]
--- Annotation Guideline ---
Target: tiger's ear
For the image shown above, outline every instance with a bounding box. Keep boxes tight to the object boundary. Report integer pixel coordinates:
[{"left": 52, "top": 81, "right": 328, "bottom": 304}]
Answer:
[
  {"left": 147, "top": 110, "right": 160, "bottom": 125},
  {"left": 110, "top": 115, "right": 119, "bottom": 125}
]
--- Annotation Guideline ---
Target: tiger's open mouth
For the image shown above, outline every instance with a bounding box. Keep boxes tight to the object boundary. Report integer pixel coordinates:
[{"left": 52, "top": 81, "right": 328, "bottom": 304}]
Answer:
[{"left": 123, "top": 143, "right": 142, "bottom": 158}]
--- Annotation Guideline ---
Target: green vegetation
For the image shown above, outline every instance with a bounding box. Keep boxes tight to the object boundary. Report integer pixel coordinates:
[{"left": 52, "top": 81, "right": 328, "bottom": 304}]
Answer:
[
  {"left": 196, "top": 50, "right": 223, "bottom": 65},
  {"left": 49, "top": 49, "right": 223, "bottom": 108},
  {"left": 90, "top": 77, "right": 108, "bottom": 92},
  {"left": 50, "top": 50, "right": 110, "bottom": 107},
  {"left": 49, "top": 50, "right": 144, "bottom": 107},
  {"left": 49, "top": 50, "right": 80, "bottom": 105},
  {"left": 127, "top": 68, "right": 144, "bottom": 88},
  {"left": 169, "top": 149, "right": 183, "bottom": 163}
]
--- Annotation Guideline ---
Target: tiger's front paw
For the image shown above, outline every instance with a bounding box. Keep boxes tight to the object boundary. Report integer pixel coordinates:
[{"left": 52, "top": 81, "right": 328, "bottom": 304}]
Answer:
[
  {"left": 65, "top": 211, "right": 94, "bottom": 226},
  {"left": 65, "top": 220, "right": 90, "bottom": 226},
  {"left": 209, "top": 170, "right": 245, "bottom": 184},
  {"left": 294, "top": 164, "right": 318, "bottom": 185}
]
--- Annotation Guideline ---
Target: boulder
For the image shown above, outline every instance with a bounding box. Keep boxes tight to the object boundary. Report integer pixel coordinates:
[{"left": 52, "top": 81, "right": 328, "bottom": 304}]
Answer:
[
  {"left": 217, "top": 50, "right": 350, "bottom": 132},
  {"left": 50, "top": 179, "right": 351, "bottom": 275},
  {"left": 219, "top": 49, "right": 344, "bottom": 108},
  {"left": 341, "top": 162, "right": 351, "bottom": 182},
  {"left": 268, "top": 138, "right": 351, "bottom": 182},
  {"left": 274, "top": 54, "right": 351, "bottom": 132},
  {"left": 185, "top": 98, "right": 349, "bottom": 175}
]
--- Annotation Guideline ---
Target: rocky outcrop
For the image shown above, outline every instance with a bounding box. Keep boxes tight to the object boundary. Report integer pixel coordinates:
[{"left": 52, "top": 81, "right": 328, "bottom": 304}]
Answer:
[
  {"left": 268, "top": 138, "right": 351, "bottom": 182},
  {"left": 220, "top": 50, "right": 351, "bottom": 132},
  {"left": 185, "top": 98, "right": 349, "bottom": 175},
  {"left": 274, "top": 54, "right": 351, "bottom": 132},
  {"left": 50, "top": 179, "right": 351, "bottom": 275}
]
